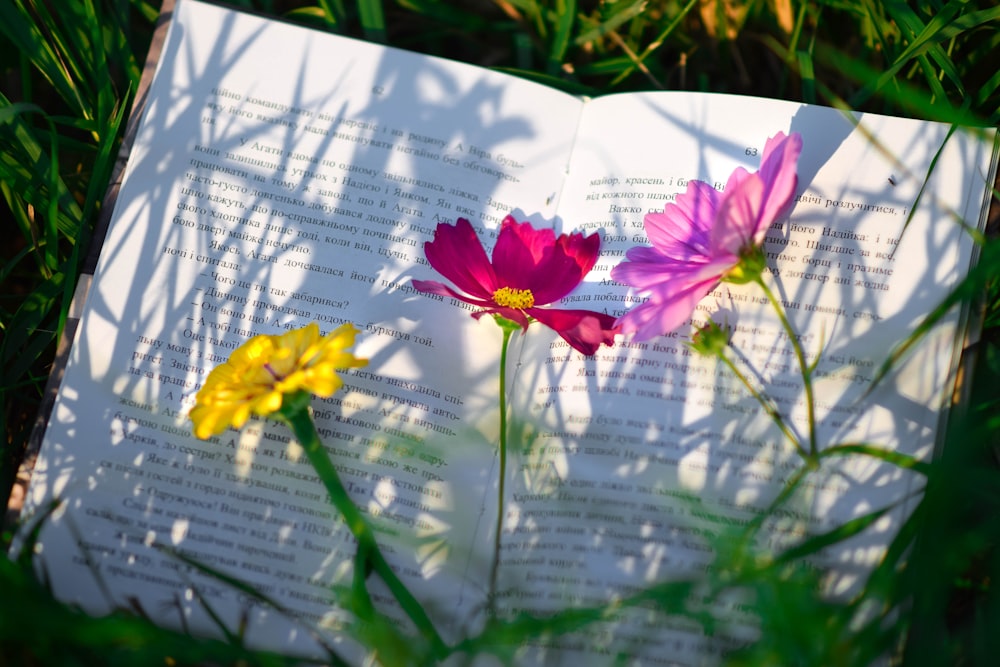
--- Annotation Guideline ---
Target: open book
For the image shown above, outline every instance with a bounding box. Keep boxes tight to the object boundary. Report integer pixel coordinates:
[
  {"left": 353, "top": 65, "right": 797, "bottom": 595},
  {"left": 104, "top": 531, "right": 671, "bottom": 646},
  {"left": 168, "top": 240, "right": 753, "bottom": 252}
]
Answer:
[{"left": 11, "top": 0, "right": 998, "bottom": 662}]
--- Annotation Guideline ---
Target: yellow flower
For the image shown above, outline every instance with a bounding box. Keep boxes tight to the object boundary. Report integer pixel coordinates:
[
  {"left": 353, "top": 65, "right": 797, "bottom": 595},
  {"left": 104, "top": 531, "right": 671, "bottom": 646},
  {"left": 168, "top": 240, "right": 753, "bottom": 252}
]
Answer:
[{"left": 189, "top": 322, "right": 367, "bottom": 439}]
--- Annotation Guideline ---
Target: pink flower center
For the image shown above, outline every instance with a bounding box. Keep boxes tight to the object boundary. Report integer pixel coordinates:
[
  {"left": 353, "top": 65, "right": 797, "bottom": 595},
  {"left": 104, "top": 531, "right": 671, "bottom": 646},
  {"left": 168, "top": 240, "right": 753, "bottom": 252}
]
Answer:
[{"left": 493, "top": 286, "right": 535, "bottom": 309}]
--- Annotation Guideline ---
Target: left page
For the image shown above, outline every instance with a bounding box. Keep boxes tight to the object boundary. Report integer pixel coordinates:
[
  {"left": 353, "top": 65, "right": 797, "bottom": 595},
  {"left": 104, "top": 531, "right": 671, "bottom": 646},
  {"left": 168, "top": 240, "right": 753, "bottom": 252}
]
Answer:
[{"left": 13, "top": 0, "right": 586, "bottom": 658}]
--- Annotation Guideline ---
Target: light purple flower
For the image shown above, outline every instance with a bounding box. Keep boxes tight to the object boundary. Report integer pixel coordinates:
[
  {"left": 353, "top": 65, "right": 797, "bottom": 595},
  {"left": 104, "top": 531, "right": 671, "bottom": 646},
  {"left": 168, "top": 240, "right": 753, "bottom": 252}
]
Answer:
[{"left": 611, "top": 131, "right": 802, "bottom": 341}]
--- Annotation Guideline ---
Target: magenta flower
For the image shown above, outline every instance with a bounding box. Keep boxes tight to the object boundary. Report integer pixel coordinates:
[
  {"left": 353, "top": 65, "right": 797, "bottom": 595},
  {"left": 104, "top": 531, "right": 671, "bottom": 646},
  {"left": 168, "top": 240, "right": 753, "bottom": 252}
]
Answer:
[
  {"left": 612, "top": 131, "right": 803, "bottom": 341},
  {"left": 412, "top": 216, "right": 619, "bottom": 355}
]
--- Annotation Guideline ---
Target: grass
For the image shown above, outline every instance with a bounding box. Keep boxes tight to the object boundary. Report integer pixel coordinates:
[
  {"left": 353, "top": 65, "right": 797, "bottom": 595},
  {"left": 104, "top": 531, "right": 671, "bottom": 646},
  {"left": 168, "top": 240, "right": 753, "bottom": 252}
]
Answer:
[{"left": 2, "top": 0, "right": 1000, "bottom": 664}]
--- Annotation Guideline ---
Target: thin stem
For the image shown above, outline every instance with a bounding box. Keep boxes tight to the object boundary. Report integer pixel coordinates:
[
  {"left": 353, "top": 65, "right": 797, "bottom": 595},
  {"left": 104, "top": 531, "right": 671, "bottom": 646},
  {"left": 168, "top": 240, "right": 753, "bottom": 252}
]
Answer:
[
  {"left": 716, "top": 349, "right": 811, "bottom": 463},
  {"left": 755, "top": 277, "right": 819, "bottom": 461},
  {"left": 283, "top": 404, "right": 447, "bottom": 658},
  {"left": 819, "top": 441, "right": 932, "bottom": 474},
  {"left": 351, "top": 539, "right": 375, "bottom": 622},
  {"left": 488, "top": 324, "right": 516, "bottom": 612}
]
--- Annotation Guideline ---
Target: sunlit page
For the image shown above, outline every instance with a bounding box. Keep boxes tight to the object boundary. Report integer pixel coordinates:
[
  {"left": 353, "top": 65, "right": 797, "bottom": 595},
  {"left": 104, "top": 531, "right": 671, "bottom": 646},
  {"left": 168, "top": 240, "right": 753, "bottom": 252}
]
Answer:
[
  {"left": 18, "top": 0, "right": 584, "bottom": 659},
  {"left": 501, "top": 91, "right": 995, "bottom": 660}
]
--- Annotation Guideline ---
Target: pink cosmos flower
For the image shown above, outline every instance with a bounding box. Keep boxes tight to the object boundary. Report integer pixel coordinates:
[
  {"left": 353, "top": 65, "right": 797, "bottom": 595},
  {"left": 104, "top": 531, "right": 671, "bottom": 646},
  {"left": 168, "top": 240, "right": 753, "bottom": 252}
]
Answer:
[
  {"left": 611, "top": 131, "right": 803, "bottom": 341},
  {"left": 412, "top": 215, "right": 619, "bottom": 355}
]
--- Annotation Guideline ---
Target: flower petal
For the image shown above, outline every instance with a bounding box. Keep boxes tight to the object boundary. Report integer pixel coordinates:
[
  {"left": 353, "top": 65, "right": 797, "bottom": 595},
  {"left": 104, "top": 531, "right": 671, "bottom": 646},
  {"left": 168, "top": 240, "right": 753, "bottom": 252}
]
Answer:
[
  {"left": 754, "top": 131, "right": 802, "bottom": 240},
  {"left": 190, "top": 323, "right": 367, "bottom": 439},
  {"left": 611, "top": 249, "right": 733, "bottom": 293},
  {"left": 713, "top": 132, "right": 801, "bottom": 252},
  {"left": 614, "top": 277, "right": 718, "bottom": 341},
  {"left": 712, "top": 173, "right": 768, "bottom": 254},
  {"left": 491, "top": 216, "right": 600, "bottom": 304},
  {"left": 423, "top": 218, "right": 498, "bottom": 299},
  {"left": 528, "top": 307, "right": 619, "bottom": 355},
  {"left": 644, "top": 181, "right": 719, "bottom": 260},
  {"left": 411, "top": 278, "right": 497, "bottom": 310},
  {"left": 474, "top": 306, "right": 532, "bottom": 329},
  {"left": 531, "top": 230, "right": 601, "bottom": 303},
  {"left": 491, "top": 216, "right": 554, "bottom": 287}
]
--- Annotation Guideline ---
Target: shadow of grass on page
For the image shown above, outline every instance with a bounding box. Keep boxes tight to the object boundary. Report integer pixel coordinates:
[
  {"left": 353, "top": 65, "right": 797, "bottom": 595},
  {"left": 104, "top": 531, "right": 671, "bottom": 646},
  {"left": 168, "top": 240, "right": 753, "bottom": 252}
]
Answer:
[{"left": 3, "top": 0, "right": 1000, "bottom": 665}]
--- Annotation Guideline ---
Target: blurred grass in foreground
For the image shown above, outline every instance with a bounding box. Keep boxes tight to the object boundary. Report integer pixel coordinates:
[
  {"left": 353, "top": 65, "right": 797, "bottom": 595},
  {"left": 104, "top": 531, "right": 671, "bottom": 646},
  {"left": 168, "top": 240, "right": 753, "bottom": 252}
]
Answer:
[{"left": 2, "top": 0, "right": 1000, "bottom": 665}]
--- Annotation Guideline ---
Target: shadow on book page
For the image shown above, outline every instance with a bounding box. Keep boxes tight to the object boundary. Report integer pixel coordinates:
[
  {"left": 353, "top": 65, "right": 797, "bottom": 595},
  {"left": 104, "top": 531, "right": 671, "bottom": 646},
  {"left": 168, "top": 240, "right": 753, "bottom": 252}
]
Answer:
[{"left": 10, "top": 0, "right": 998, "bottom": 664}]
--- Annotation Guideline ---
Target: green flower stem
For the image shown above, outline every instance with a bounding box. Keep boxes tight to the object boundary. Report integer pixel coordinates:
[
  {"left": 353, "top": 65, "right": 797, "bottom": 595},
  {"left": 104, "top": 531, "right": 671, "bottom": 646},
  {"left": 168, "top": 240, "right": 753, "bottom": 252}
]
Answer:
[
  {"left": 754, "top": 276, "right": 819, "bottom": 462},
  {"left": 352, "top": 539, "right": 375, "bottom": 622},
  {"left": 280, "top": 398, "right": 446, "bottom": 658},
  {"left": 488, "top": 321, "right": 517, "bottom": 612},
  {"left": 715, "top": 349, "right": 811, "bottom": 463}
]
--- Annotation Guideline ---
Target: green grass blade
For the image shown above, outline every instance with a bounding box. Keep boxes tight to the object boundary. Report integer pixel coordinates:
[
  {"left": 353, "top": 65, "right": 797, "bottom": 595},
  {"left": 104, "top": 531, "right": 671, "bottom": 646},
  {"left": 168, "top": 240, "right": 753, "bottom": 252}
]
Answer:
[
  {"left": 867, "top": 236, "right": 999, "bottom": 394},
  {"left": 819, "top": 443, "right": 933, "bottom": 474},
  {"left": 0, "top": 1, "right": 95, "bottom": 118},
  {"left": 548, "top": 0, "right": 576, "bottom": 74},
  {"left": 608, "top": 0, "right": 698, "bottom": 87},
  {"left": 776, "top": 505, "right": 893, "bottom": 564},
  {"left": 357, "top": 0, "right": 386, "bottom": 43},
  {"left": 574, "top": 0, "right": 645, "bottom": 46},
  {"left": 796, "top": 50, "right": 816, "bottom": 104}
]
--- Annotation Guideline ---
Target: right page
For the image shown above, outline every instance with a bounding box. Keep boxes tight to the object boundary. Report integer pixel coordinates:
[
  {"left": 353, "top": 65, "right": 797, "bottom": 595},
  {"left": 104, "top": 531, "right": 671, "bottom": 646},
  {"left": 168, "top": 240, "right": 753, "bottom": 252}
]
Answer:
[{"left": 498, "top": 92, "right": 997, "bottom": 661}]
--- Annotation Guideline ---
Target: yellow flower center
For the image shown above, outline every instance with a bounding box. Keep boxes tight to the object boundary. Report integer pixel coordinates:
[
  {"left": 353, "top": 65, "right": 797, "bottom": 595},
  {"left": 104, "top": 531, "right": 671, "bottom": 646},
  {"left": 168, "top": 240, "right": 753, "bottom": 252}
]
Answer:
[{"left": 493, "top": 286, "right": 535, "bottom": 309}]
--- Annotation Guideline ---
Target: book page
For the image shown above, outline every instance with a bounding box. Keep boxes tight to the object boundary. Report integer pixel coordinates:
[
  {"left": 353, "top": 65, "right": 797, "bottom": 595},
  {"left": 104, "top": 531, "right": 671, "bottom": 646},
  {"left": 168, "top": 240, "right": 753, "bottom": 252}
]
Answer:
[
  {"left": 14, "top": 0, "right": 585, "bottom": 658},
  {"left": 499, "top": 92, "right": 996, "bottom": 661}
]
